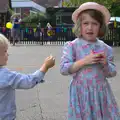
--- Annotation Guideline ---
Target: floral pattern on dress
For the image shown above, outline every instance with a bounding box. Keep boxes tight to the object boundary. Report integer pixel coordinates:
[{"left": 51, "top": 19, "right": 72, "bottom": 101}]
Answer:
[{"left": 60, "top": 38, "right": 120, "bottom": 120}]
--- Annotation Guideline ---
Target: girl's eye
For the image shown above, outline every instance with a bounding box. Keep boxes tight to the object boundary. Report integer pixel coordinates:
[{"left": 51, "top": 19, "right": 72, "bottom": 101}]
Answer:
[
  {"left": 83, "top": 22, "right": 88, "bottom": 25},
  {"left": 93, "top": 22, "right": 98, "bottom": 25}
]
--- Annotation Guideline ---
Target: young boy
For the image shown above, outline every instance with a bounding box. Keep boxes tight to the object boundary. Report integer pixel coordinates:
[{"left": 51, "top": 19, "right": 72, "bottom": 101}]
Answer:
[{"left": 0, "top": 34, "right": 55, "bottom": 120}]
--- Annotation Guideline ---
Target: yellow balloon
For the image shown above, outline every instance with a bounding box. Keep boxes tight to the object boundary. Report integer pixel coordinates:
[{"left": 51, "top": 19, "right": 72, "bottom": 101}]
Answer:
[{"left": 6, "top": 22, "right": 12, "bottom": 29}]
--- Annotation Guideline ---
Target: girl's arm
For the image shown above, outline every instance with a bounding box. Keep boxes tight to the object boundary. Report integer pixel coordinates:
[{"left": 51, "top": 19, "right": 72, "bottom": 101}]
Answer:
[
  {"left": 102, "top": 45, "right": 117, "bottom": 78},
  {"left": 68, "top": 59, "right": 85, "bottom": 74},
  {"left": 60, "top": 42, "right": 85, "bottom": 75}
]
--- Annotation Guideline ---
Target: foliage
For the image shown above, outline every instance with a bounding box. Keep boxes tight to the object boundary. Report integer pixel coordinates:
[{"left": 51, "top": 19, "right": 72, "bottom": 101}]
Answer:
[
  {"left": 111, "top": 4, "right": 120, "bottom": 16},
  {"left": 62, "top": 0, "right": 82, "bottom": 7},
  {"left": 21, "top": 12, "right": 50, "bottom": 28},
  {"left": 63, "top": 0, "right": 113, "bottom": 8},
  {"left": 62, "top": 0, "right": 119, "bottom": 16},
  {"left": 8, "top": 8, "right": 15, "bottom": 16},
  {"left": 22, "top": 12, "right": 48, "bottom": 23}
]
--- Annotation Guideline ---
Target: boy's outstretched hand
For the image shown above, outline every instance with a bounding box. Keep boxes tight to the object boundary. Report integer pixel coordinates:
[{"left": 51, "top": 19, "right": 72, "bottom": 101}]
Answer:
[
  {"left": 44, "top": 55, "right": 55, "bottom": 69},
  {"left": 40, "top": 55, "right": 55, "bottom": 73}
]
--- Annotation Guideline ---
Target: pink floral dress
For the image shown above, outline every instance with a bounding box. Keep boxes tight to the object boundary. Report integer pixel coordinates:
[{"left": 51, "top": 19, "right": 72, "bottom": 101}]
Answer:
[{"left": 60, "top": 38, "right": 120, "bottom": 120}]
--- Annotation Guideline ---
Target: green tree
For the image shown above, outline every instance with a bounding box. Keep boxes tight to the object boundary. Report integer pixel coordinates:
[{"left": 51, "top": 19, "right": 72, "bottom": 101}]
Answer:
[
  {"left": 111, "top": 1, "right": 120, "bottom": 16},
  {"left": 62, "top": 0, "right": 82, "bottom": 7},
  {"left": 63, "top": 0, "right": 120, "bottom": 16},
  {"left": 22, "top": 12, "right": 48, "bottom": 23},
  {"left": 63, "top": 0, "right": 114, "bottom": 9}
]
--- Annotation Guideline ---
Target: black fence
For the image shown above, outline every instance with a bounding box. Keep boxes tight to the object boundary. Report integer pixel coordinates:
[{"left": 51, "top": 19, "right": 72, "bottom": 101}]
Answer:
[{"left": 0, "top": 27, "right": 120, "bottom": 46}]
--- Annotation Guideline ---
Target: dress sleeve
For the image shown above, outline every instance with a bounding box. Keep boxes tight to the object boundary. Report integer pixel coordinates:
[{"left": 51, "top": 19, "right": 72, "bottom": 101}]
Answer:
[
  {"left": 5, "top": 68, "right": 45, "bottom": 89},
  {"left": 60, "top": 42, "right": 75, "bottom": 75},
  {"left": 102, "top": 45, "right": 117, "bottom": 78}
]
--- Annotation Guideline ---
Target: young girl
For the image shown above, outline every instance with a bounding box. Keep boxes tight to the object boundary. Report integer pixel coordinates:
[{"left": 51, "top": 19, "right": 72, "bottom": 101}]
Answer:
[
  {"left": 60, "top": 2, "right": 120, "bottom": 120},
  {"left": 0, "top": 34, "right": 55, "bottom": 120}
]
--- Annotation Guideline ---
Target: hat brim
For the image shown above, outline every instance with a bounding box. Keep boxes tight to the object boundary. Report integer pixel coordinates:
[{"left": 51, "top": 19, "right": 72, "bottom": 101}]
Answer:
[{"left": 72, "top": 2, "right": 110, "bottom": 24}]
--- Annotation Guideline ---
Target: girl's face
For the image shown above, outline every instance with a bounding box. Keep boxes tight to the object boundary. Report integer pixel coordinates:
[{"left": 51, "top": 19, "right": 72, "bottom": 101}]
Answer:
[
  {"left": 0, "top": 45, "right": 8, "bottom": 66},
  {"left": 81, "top": 13, "right": 100, "bottom": 42}
]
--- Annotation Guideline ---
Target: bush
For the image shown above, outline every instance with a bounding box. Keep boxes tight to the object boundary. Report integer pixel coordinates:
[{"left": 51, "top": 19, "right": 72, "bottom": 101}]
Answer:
[
  {"left": 21, "top": 12, "right": 51, "bottom": 28},
  {"left": 22, "top": 12, "right": 47, "bottom": 22}
]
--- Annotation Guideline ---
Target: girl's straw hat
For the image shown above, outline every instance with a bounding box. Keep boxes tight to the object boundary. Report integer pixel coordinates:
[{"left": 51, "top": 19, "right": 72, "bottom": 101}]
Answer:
[{"left": 72, "top": 2, "right": 110, "bottom": 24}]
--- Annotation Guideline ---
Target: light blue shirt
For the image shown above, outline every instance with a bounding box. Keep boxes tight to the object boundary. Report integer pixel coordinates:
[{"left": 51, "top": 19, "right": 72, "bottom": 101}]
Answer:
[{"left": 0, "top": 67, "right": 45, "bottom": 120}]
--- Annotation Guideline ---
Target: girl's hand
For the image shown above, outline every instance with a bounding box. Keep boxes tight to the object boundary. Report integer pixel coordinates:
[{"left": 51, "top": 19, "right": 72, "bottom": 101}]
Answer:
[
  {"left": 83, "top": 51, "right": 102, "bottom": 65},
  {"left": 98, "top": 53, "right": 107, "bottom": 65}
]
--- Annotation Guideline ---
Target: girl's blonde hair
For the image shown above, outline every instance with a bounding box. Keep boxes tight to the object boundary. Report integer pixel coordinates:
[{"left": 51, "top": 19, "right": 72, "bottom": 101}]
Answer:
[
  {"left": 73, "top": 9, "right": 107, "bottom": 38},
  {"left": 0, "top": 34, "right": 10, "bottom": 47}
]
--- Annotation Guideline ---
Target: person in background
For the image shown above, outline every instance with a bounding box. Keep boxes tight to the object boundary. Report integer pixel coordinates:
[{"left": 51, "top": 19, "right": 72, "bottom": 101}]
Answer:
[{"left": 12, "top": 16, "right": 21, "bottom": 46}]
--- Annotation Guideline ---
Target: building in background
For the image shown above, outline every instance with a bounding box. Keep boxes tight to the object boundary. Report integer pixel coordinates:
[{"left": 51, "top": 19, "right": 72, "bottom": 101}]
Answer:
[
  {"left": 0, "top": 0, "right": 12, "bottom": 27},
  {"left": 11, "top": 0, "right": 46, "bottom": 18},
  {"left": 32, "top": 0, "right": 60, "bottom": 7},
  {"left": 46, "top": 7, "right": 76, "bottom": 27}
]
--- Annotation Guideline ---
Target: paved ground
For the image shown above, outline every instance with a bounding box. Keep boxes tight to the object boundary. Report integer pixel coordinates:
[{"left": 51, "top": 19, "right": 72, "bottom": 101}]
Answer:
[{"left": 7, "top": 45, "right": 120, "bottom": 120}]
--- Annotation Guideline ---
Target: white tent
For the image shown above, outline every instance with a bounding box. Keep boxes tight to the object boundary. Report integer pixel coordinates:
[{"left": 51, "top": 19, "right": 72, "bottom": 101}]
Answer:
[{"left": 110, "top": 17, "right": 120, "bottom": 22}]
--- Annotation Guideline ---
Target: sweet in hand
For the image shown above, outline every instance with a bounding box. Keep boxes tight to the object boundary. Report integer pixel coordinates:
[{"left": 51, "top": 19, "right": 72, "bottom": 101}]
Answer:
[
  {"left": 44, "top": 55, "right": 55, "bottom": 69},
  {"left": 40, "top": 55, "right": 55, "bottom": 73}
]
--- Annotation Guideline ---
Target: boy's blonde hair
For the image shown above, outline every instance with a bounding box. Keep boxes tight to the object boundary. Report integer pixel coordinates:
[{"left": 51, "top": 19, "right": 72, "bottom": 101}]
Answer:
[
  {"left": 0, "top": 34, "right": 10, "bottom": 47},
  {"left": 73, "top": 9, "right": 107, "bottom": 38}
]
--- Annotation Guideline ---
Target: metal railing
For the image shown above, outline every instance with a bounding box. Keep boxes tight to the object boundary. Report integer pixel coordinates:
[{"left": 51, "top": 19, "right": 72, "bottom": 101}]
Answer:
[{"left": 0, "top": 27, "right": 120, "bottom": 46}]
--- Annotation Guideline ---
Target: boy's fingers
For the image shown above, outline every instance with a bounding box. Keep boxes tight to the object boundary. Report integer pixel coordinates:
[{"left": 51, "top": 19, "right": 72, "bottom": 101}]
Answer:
[
  {"left": 49, "top": 56, "right": 53, "bottom": 59},
  {"left": 50, "top": 54, "right": 53, "bottom": 57}
]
